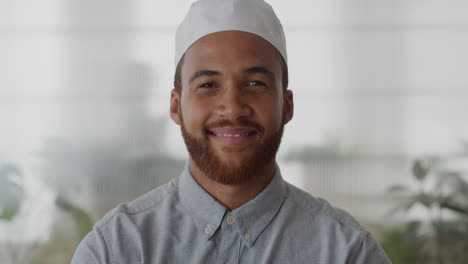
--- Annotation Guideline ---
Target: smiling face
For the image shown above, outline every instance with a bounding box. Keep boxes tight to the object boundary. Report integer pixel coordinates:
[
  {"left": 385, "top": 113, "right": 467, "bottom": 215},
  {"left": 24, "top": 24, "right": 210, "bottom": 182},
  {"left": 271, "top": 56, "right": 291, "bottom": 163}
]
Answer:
[{"left": 170, "top": 31, "right": 293, "bottom": 185}]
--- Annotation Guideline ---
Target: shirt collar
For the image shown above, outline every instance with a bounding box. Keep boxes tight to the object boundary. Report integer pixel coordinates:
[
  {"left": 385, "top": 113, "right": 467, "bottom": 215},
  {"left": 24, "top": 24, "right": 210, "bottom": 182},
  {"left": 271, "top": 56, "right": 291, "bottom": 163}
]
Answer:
[
  {"left": 230, "top": 165, "right": 287, "bottom": 247},
  {"left": 178, "top": 163, "right": 226, "bottom": 240},
  {"left": 177, "top": 163, "right": 287, "bottom": 246}
]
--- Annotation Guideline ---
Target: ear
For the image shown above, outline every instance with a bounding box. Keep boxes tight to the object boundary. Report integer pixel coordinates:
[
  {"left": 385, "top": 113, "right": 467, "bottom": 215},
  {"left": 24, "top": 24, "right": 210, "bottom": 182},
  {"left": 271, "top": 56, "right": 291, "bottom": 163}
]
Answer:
[
  {"left": 170, "top": 89, "right": 182, "bottom": 125},
  {"left": 282, "top": 89, "right": 294, "bottom": 124}
]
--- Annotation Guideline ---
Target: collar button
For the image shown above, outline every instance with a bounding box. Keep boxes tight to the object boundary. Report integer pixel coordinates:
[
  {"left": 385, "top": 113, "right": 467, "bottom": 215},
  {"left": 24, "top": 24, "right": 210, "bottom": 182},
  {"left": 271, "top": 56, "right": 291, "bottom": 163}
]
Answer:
[
  {"left": 244, "top": 232, "right": 252, "bottom": 241},
  {"left": 204, "top": 225, "right": 212, "bottom": 235},
  {"left": 226, "top": 215, "right": 235, "bottom": 225}
]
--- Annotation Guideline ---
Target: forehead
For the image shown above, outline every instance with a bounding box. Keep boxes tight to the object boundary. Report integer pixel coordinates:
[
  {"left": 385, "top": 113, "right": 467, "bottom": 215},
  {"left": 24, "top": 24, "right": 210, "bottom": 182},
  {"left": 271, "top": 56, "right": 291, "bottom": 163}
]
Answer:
[{"left": 181, "top": 31, "right": 282, "bottom": 76}]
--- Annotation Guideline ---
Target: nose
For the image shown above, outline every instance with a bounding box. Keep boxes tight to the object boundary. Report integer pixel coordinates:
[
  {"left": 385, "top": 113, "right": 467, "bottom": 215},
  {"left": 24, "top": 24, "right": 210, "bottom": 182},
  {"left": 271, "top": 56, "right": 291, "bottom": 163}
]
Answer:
[{"left": 214, "top": 84, "right": 253, "bottom": 120}]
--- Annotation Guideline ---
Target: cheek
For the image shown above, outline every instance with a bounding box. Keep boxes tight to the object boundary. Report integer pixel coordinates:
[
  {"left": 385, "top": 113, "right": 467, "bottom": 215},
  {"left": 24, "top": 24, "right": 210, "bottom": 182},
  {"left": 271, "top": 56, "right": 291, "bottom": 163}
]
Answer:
[
  {"left": 181, "top": 98, "right": 211, "bottom": 130},
  {"left": 253, "top": 98, "right": 284, "bottom": 129}
]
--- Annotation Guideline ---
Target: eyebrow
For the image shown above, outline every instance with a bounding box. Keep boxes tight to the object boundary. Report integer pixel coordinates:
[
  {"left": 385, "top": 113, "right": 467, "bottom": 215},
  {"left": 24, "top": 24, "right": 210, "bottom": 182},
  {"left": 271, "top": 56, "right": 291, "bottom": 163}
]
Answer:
[
  {"left": 189, "top": 70, "right": 220, "bottom": 83},
  {"left": 188, "top": 66, "right": 276, "bottom": 83},
  {"left": 244, "top": 66, "right": 276, "bottom": 81}
]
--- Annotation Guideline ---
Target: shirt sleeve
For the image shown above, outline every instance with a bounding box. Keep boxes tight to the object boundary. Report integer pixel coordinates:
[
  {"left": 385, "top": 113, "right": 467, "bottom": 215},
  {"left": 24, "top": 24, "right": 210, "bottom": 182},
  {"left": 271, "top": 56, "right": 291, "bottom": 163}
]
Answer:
[
  {"left": 347, "top": 232, "right": 392, "bottom": 264},
  {"left": 71, "top": 226, "right": 111, "bottom": 264}
]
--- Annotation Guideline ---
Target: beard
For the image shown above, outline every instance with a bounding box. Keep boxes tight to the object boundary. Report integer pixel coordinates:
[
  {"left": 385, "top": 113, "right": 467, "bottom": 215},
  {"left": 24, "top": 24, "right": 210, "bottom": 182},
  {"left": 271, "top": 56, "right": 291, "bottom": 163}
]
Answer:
[{"left": 180, "top": 118, "right": 284, "bottom": 185}]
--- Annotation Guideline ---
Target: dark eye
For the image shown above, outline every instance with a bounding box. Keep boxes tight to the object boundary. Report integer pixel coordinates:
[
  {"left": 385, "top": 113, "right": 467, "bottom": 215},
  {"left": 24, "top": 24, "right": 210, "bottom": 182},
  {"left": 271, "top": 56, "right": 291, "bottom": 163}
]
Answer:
[
  {"left": 247, "top": 80, "right": 266, "bottom": 86},
  {"left": 199, "top": 82, "right": 217, "bottom": 88}
]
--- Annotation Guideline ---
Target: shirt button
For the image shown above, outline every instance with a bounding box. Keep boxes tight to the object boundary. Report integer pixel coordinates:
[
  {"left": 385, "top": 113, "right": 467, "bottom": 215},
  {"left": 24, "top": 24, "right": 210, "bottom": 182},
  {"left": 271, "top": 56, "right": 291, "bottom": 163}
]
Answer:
[
  {"left": 226, "top": 215, "right": 235, "bottom": 225},
  {"left": 204, "top": 225, "right": 212, "bottom": 235},
  {"left": 244, "top": 232, "right": 252, "bottom": 241}
]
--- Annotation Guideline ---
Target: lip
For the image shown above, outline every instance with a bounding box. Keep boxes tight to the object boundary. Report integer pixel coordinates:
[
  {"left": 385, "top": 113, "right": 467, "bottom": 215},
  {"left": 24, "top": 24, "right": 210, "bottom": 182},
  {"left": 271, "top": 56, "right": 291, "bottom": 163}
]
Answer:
[{"left": 207, "top": 127, "right": 257, "bottom": 145}]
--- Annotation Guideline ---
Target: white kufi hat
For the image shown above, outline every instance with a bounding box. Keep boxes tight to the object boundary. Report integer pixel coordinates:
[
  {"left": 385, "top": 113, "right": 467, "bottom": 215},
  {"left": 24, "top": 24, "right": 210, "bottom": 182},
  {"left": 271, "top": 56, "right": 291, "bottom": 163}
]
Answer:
[{"left": 175, "top": 0, "right": 287, "bottom": 67}]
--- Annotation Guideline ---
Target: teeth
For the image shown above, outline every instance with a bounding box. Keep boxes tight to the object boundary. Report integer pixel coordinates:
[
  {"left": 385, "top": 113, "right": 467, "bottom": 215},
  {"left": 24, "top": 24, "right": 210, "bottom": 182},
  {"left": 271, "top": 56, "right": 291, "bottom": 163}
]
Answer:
[{"left": 216, "top": 133, "right": 247, "bottom": 137}]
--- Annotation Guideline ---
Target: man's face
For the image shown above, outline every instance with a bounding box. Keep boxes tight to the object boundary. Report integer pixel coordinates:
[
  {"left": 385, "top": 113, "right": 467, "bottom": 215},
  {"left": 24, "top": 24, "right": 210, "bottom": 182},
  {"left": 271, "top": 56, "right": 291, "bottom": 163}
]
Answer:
[{"left": 170, "top": 31, "right": 293, "bottom": 185}]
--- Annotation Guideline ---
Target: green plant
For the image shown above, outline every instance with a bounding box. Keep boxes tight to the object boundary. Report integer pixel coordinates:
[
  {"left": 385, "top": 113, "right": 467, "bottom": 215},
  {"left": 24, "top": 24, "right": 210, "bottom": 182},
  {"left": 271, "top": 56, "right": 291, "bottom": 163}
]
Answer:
[
  {"left": 0, "top": 162, "right": 94, "bottom": 264},
  {"left": 55, "top": 195, "right": 93, "bottom": 242},
  {"left": 0, "top": 164, "right": 24, "bottom": 221},
  {"left": 379, "top": 221, "right": 428, "bottom": 264},
  {"left": 383, "top": 151, "right": 468, "bottom": 264}
]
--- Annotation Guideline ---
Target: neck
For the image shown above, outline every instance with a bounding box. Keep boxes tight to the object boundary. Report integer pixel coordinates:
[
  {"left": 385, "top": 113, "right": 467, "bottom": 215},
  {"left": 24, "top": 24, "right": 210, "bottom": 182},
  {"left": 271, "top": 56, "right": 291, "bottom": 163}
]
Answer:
[{"left": 189, "top": 159, "right": 276, "bottom": 211}]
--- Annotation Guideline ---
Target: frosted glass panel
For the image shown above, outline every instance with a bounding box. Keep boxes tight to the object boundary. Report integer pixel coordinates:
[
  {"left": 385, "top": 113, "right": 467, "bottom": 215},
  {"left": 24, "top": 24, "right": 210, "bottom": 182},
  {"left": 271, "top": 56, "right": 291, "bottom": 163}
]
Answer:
[{"left": 1, "top": 1, "right": 467, "bottom": 263}]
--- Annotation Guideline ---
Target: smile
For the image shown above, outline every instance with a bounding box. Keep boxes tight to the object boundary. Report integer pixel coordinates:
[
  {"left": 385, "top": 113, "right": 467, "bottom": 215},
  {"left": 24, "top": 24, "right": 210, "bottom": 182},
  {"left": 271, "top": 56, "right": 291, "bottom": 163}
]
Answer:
[
  {"left": 213, "top": 132, "right": 251, "bottom": 137},
  {"left": 207, "top": 128, "right": 258, "bottom": 145}
]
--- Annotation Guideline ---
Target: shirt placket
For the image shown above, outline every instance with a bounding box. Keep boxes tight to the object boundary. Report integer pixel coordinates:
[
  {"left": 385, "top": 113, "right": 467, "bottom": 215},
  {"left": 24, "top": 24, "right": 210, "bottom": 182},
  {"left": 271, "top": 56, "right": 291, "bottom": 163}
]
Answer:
[{"left": 217, "top": 214, "right": 241, "bottom": 264}]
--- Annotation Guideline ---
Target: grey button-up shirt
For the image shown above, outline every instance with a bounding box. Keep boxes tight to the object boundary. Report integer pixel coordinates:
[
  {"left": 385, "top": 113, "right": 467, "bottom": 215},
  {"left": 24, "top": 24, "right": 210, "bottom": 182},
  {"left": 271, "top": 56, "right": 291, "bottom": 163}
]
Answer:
[{"left": 72, "top": 164, "right": 391, "bottom": 263}]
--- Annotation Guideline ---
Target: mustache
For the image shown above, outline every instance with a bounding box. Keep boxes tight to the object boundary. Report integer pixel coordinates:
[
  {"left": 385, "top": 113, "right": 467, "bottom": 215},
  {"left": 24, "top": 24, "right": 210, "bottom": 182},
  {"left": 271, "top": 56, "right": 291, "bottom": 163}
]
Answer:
[{"left": 205, "top": 119, "right": 264, "bottom": 133}]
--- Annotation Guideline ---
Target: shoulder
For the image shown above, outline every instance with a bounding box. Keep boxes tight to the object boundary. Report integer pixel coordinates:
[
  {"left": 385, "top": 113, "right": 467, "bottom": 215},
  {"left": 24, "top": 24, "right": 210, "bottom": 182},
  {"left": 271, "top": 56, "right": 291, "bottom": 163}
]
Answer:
[
  {"left": 72, "top": 178, "right": 180, "bottom": 263},
  {"left": 282, "top": 182, "right": 391, "bottom": 263},
  {"left": 95, "top": 177, "right": 179, "bottom": 230},
  {"left": 283, "top": 182, "right": 369, "bottom": 236}
]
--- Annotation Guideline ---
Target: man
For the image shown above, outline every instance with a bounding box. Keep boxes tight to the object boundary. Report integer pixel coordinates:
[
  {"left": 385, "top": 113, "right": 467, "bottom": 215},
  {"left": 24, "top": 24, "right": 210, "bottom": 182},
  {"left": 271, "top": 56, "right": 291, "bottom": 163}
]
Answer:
[{"left": 72, "top": 0, "right": 391, "bottom": 263}]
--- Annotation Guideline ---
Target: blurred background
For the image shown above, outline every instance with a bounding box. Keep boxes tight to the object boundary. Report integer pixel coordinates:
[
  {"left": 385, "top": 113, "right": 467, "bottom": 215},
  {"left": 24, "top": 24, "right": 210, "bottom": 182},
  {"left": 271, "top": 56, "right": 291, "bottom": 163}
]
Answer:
[{"left": 1, "top": 0, "right": 467, "bottom": 263}]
